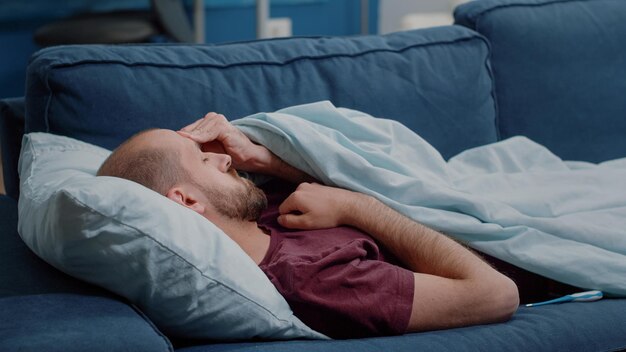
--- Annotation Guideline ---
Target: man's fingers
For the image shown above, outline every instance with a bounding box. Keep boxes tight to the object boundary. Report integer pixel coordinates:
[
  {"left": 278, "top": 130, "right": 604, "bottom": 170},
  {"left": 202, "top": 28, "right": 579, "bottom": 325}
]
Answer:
[
  {"left": 180, "top": 117, "right": 204, "bottom": 132},
  {"left": 176, "top": 130, "right": 192, "bottom": 138},
  {"left": 179, "top": 120, "right": 223, "bottom": 144},
  {"left": 278, "top": 192, "right": 315, "bottom": 229},
  {"left": 277, "top": 213, "right": 311, "bottom": 229},
  {"left": 190, "top": 118, "right": 217, "bottom": 134},
  {"left": 176, "top": 130, "right": 209, "bottom": 144},
  {"left": 180, "top": 112, "right": 226, "bottom": 134},
  {"left": 278, "top": 189, "right": 310, "bottom": 215},
  {"left": 190, "top": 113, "right": 225, "bottom": 134},
  {"left": 204, "top": 112, "right": 226, "bottom": 121},
  {"left": 278, "top": 194, "right": 299, "bottom": 215}
]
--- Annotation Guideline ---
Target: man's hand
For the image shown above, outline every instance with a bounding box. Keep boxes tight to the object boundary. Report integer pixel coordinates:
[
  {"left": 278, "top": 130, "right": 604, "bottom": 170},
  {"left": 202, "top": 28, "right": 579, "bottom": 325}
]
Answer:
[
  {"left": 178, "top": 112, "right": 267, "bottom": 172},
  {"left": 278, "top": 183, "right": 361, "bottom": 229},
  {"left": 178, "top": 112, "right": 315, "bottom": 184}
]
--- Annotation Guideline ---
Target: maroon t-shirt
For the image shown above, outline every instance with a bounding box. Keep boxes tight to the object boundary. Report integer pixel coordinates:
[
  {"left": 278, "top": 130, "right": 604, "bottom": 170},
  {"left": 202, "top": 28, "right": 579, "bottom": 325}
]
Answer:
[{"left": 257, "top": 181, "right": 414, "bottom": 339}]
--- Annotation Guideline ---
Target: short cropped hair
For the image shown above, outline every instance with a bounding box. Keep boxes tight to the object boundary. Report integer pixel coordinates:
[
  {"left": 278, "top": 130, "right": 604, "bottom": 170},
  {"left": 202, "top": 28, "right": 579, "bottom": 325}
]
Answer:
[{"left": 97, "top": 129, "right": 189, "bottom": 195}]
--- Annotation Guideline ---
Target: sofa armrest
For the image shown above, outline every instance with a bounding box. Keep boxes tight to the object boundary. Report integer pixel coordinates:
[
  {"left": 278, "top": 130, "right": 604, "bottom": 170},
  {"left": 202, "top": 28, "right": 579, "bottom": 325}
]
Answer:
[
  {"left": 0, "top": 97, "right": 25, "bottom": 200},
  {"left": 0, "top": 195, "right": 172, "bottom": 351},
  {"left": 0, "top": 195, "right": 103, "bottom": 297},
  {"left": 0, "top": 294, "right": 173, "bottom": 352}
]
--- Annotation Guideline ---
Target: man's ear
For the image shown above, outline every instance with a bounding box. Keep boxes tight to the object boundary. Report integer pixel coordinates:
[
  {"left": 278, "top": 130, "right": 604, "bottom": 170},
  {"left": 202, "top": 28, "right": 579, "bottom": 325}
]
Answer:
[{"left": 166, "top": 186, "right": 206, "bottom": 215}]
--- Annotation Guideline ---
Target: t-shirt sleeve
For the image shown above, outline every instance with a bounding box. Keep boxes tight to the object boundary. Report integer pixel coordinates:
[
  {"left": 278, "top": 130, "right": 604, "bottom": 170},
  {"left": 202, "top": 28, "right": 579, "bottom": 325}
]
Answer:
[{"left": 263, "top": 240, "right": 415, "bottom": 339}]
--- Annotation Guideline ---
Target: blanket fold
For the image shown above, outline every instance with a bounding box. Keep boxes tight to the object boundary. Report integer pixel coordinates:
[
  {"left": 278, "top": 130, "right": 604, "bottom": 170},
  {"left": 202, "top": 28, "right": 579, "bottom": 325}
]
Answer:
[{"left": 233, "top": 101, "right": 626, "bottom": 296}]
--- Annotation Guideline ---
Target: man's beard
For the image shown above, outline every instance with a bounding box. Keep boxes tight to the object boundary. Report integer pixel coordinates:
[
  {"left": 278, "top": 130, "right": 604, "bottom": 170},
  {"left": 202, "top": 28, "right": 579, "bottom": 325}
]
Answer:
[{"left": 197, "top": 176, "right": 267, "bottom": 221}]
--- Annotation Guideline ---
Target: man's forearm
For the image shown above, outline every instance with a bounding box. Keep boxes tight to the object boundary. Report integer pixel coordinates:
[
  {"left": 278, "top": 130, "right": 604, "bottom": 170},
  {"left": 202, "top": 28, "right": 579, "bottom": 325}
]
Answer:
[
  {"left": 249, "top": 144, "right": 316, "bottom": 184},
  {"left": 342, "top": 193, "right": 493, "bottom": 279},
  {"left": 344, "top": 192, "right": 519, "bottom": 330}
]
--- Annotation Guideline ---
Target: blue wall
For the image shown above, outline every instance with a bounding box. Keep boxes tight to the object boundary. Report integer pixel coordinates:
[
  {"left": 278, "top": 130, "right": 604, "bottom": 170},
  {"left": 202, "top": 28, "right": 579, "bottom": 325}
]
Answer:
[
  {"left": 203, "top": 0, "right": 379, "bottom": 42},
  {"left": 0, "top": 0, "right": 378, "bottom": 99},
  {"left": 0, "top": 26, "right": 40, "bottom": 99}
]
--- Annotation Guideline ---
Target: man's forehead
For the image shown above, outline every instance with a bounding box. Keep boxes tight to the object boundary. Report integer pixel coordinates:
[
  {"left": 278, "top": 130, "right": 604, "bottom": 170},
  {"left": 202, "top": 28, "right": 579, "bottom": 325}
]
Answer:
[
  {"left": 176, "top": 131, "right": 202, "bottom": 151},
  {"left": 137, "top": 129, "right": 194, "bottom": 150}
]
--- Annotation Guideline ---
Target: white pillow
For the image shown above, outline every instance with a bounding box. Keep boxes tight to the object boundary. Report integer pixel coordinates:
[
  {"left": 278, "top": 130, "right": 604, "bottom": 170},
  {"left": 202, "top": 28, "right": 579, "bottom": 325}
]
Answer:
[{"left": 17, "top": 132, "right": 325, "bottom": 340}]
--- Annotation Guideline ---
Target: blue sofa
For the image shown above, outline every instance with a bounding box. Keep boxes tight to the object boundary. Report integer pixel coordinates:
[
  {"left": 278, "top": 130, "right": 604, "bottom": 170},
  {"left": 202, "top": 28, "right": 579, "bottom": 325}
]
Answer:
[{"left": 2, "top": 0, "right": 626, "bottom": 351}]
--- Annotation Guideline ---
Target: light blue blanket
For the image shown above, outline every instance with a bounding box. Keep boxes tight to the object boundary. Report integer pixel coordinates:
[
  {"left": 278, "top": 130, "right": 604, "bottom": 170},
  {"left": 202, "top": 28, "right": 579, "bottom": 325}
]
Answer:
[{"left": 233, "top": 101, "right": 626, "bottom": 296}]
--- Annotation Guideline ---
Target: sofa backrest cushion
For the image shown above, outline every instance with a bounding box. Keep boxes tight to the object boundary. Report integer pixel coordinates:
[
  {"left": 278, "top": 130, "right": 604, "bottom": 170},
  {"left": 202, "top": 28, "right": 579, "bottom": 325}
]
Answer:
[
  {"left": 25, "top": 26, "right": 497, "bottom": 160},
  {"left": 455, "top": 0, "right": 626, "bottom": 162}
]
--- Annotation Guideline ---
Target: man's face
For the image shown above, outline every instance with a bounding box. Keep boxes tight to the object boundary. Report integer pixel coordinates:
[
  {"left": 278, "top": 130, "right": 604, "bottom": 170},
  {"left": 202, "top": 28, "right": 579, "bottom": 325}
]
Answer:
[{"left": 143, "top": 129, "right": 267, "bottom": 221}]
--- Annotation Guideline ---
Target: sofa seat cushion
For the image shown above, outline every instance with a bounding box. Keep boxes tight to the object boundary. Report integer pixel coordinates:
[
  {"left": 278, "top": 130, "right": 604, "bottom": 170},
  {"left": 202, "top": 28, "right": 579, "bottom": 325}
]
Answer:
[
  {"left": 177, "top": 299, "right": 626, "bottom": 352},
  {"left": 455, "top": 0, "right": 626, "bottom": 162},
  {"left": 0, "top": 294, "right": 172, "bottom": 352}
]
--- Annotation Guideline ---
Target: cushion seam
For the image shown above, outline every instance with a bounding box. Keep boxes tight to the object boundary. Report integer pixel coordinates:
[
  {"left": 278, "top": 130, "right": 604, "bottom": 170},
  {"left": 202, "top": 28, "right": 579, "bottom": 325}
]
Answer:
[
  {"left": 41, "top": 34, "right": 483, "bottom": 71},
  {"left": 43, "top": 65, "right": 52, "bottom": 133},
  {"left": 482, "top": 39, "right": 501, "bottom": 141},
  {"left": 30, "top": 35, "right": 324, "bottom": 61}
]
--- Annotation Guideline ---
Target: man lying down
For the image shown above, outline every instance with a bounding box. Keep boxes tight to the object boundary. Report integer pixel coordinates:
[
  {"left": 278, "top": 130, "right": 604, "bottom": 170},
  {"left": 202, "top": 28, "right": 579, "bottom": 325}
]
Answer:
[{"left": 97, "top": 112, "right": 519, "bottom": 339}]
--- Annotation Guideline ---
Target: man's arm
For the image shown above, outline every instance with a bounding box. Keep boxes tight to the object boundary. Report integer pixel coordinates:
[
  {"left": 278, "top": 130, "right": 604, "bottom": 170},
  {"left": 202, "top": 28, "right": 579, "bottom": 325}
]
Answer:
[
  {"left": 278, "top": 183, "right": 519, "bottom": 332},
  {"left": 178, "top": 112, "right": 314, "bottom": 184},
  {"left": 243, "top": 142, "right": 317, "bottom": 184}
]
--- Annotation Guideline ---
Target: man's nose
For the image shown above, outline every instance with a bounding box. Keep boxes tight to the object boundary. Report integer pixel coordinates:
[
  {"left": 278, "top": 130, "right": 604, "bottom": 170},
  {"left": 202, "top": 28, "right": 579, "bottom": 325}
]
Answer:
[{"left": 210, "top": 152, "right": 232, "bottom": 172}]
